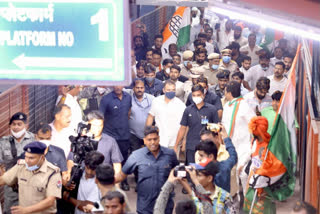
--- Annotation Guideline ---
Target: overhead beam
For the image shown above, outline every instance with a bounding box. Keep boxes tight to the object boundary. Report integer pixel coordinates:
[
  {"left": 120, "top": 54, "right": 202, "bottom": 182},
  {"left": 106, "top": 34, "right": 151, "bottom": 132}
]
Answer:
[{"left": 136, "top": 0, "right": 208, "bottom": 7}]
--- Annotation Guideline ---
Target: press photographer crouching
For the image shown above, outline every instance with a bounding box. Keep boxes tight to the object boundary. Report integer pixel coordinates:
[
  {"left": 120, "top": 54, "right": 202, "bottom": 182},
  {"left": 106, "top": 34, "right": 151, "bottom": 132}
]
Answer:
[{"left": 154, "top": 159, "right": 238, "bottom": 214}]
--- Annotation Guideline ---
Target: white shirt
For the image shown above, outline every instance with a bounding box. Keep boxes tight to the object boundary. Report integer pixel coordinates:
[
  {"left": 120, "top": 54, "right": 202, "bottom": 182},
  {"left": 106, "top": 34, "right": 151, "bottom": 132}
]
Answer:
[
  {"left": 240, "top": 66, "right": 250, "bottom": 79},
  {"left": 241, "top": 84, "right": 249, "bottom": 96},
  {"left": 75, "top": 174, "right": 100, "bottom": 214},
  {"left": 56, "top": 93, "right": 83, "bottom": 132},
  {"left": 244, "top": 91, "right": 272, "bottom": 112},
  {"left": 229, "top": 36, "right": 248, "bottom": 47},
  {"left": 267, "top": 75, "right": 288, "bottom": 95},
  {"left": 175, "top": 80, "right": 185, "bottom": 102},
  {"left": 149, "top": 95, "right": 186, "bottom": 147},
  {"left": 222, "top": 98, "right": 255, "bottom": 167},
  {"left": 244, "top": 64, "right": 274, "bottom": 90},
  {"left": 240, "top": 45, "right": 262, "bottom": 66},
  {"left": 49, "top": 122, "right": 75, "bottom": 158},
  {"left": 270, "top": 57, "right": 282, "bottom": 68},
  {"left": 218, "top": 30, "right": 234, "bottom": 50}
]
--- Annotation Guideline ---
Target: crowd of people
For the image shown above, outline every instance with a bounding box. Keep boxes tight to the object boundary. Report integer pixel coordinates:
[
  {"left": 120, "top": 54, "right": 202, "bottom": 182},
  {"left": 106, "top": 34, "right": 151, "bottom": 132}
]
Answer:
[{"left": 0, "top": 6, "right": 317, "bottom": 214}]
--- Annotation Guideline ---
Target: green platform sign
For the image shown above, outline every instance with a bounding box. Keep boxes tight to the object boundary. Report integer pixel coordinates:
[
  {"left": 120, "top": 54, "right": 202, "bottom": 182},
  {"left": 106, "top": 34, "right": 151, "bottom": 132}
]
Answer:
[{"left": 0, "top": 0, "right": 131, "bottom": 85}]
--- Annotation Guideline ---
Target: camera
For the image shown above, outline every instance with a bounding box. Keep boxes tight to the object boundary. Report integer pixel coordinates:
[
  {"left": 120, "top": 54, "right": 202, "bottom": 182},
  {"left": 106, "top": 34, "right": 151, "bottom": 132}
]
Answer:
[
  {"left": 174, "top": 163, "right": 192, "bottom": 178},
  {"left": 69, "top": 122, "right": 98, "bottom": 164}
]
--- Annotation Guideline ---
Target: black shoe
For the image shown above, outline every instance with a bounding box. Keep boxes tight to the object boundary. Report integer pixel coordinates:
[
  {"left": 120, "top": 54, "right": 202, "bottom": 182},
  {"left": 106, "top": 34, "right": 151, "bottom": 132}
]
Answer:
[
  {"left": 121, "top": 181, "right": 130, "bottom": 191},
  {"left": 135, "top": 186, "right": 138, "bottom": 192}
]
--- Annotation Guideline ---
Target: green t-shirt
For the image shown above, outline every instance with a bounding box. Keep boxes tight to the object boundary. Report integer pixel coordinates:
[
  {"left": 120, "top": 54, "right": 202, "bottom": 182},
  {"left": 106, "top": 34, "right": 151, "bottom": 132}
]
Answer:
[{"left": 261, "top": 106, "right": 276, "bottom": 134}]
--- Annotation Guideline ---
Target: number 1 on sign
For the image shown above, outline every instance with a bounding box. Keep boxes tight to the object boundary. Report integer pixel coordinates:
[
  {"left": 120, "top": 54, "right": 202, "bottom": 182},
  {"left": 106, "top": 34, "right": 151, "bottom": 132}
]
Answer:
[{"left": 91, "top": 9, "right": 109, "bottom": 41}]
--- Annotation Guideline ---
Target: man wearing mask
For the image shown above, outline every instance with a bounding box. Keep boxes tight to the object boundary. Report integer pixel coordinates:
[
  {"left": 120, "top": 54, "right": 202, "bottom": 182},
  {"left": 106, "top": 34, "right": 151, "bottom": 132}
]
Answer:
[
  {"left": 229, "top": 25, "right": 247, "bottom": 47},
  {"left": 204, "top": 53, "right": 220, "bottom": 86},
  {"left": 35, "top": 123, "right": 67, "bottom": 174},
  {"left": 146, "top": 80, "right": 186, "bottom": 149},
  {"left": 228, "top": 42, "right": 246, "bottom": 68},
  {"left": 186, "top": 76, "right": 223, "bottom": 120},
  {"left": 0, "top": 112, "right": 35, "bottom": 214},
  {"left": 156, "top": 58, "right": 174, "bottom": 81},
  {"left": 244, "top": 54, "right": 273, "bottom": 90},
  {"left": 219, "top": 49, "right": 238, "bottom": 76},
  {"left": 174, "top": 84, "right": 220, "bottom": 164},
  {"left": 0, "top": 142, "right": 62, "bottom": 214},
  {"left": 244, "top": 77, "right": 272, "bottom": 114},
  {"left": 180, "top": 50, "right": 194, "bottom": 79},
  {"left": 78, "top": 86, "right": 112, "bottom": 115},
  {"left": 240, "top": 33, "right": 262, "bottom": 66},
  {"left": 143, "top": 63, "right": 164, "bottom": 97}
]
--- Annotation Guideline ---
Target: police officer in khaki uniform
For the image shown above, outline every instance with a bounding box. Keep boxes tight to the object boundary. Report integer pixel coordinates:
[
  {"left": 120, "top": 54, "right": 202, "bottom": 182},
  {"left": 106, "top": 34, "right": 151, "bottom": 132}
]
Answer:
[
  {"left": 0, "top": 141, "right": 62, "bottom": 214},
  {"left": 0, "top": 112, "right": 35, "bottom": 214}
]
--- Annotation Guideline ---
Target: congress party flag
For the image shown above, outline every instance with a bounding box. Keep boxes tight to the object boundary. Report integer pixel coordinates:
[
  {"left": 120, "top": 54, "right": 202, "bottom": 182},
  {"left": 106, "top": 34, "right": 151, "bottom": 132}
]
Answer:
[{"left": 162, "top": 7, "right": 190, "bottom": 51}]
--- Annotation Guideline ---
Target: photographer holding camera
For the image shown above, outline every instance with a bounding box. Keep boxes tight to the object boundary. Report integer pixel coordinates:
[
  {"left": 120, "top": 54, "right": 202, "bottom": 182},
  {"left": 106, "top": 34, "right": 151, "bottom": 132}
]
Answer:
[
  {"left": 198, "top": 123, "right": 238, "bottom": 196},
  {"left": 154, "top": 159, "right": 237, "bottom": 214}
]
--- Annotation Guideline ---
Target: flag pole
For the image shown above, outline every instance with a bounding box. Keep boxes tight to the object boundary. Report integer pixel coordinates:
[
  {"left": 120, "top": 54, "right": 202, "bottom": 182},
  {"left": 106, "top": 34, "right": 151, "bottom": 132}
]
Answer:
[{"left": 249, "top": 149, "right": 269, "bottom": 214}]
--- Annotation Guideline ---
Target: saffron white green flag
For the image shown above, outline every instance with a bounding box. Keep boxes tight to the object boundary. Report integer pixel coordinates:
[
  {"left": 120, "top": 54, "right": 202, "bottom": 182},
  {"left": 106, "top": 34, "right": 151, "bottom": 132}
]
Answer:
[{"left": 162, "top": 7, "right": 190, "bottom": 52}]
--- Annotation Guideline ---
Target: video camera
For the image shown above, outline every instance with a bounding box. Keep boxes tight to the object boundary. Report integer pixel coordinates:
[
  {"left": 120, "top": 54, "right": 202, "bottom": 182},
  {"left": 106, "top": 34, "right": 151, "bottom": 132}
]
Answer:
[
  {"left": 67, "top": 122, "right": 98, "bottom": 186},
  {"left": 69, "top": 122, "right": 98, "bottom": 164}
]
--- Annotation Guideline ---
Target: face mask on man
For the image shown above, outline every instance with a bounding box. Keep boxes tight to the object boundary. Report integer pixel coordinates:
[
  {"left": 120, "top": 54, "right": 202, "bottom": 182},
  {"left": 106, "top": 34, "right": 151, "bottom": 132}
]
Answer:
[
  {"left": 222, "top": 56, "right": 231, "bottom": 63},
  {"left": 184, "top": 61, "right": 190, "bottom": 67},
  {"left": 165, "top": 91, "right": 175, "bottom": 99},
  {"left": 145, "top": 77, "right": 155, "bottom": 84},
  {"left": 192, "top": 96, "right": 203, "bottom": 105},
  {"left": 211, "top": 64, "right": 219, "bottom": 70},
  {"left": 40, "top": 140, "right": 51, "bottom": 147},
  {"left": 97, "top": 87, "right": 107, "bottom": 94},
  {"left": 165, "top": 68, "right": 170, "bottom": 74},
  {"left": 25, "top": 156, "right": 43, "bottom": 171},
  {"left": 11, "top": 128, "right": 26, "bottom": 139},
  {"left": 261, "top": 66, "right": 269, "bottom": 71}
]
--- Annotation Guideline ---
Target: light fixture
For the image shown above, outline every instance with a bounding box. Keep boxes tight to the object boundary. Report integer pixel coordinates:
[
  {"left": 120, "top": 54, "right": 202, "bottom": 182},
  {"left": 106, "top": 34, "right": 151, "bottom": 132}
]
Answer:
[{"left": 211, "top": 6, "right": 320, "bottom": 42}]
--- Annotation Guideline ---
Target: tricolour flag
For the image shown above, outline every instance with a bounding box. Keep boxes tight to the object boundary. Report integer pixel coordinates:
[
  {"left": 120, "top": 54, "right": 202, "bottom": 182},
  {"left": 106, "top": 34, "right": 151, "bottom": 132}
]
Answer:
[
  {"left": 260, "top": 28, "right": 284, "bottom": 51},
  {"left": 244, "top": 44, "right": 300, "bottom": 213},
  {"left": 162, "top": 7, "right": 190, "bottom": 52}
]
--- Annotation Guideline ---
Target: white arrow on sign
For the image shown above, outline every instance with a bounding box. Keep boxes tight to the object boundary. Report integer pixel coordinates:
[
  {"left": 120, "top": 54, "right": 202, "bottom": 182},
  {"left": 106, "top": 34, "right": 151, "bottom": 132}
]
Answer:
[{"left": 12, "top": 54, "right": 113, "bottom": 70}]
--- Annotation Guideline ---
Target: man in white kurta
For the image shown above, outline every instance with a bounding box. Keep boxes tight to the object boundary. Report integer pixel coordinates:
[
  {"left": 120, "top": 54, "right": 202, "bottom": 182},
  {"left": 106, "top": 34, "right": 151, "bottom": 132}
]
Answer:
[
  {"left": 222, "top": 92, "right": 255, "bottom": 172},
  {"left": 146, "top": 81, "right": 186, "bottom": 148}
]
